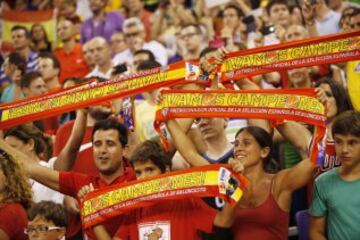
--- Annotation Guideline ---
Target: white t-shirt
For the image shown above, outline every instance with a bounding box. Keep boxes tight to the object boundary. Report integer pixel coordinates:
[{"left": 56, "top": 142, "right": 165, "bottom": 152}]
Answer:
[{"left": 30, "top": 158, "right": 64, "bottom": 204}]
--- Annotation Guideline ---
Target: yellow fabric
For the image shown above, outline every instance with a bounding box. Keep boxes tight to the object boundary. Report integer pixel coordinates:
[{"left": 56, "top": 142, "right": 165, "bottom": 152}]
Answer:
[
  {"left": 105, "top": 0, "right": 122, "bottom": 11},
  {"left": 134, "top": 99, "right": 158, "bottom": 142},
  {"left": 347, "top": 60, "right": 360, "bottom": 111},
  {"left": 2, "top": 14, "right": 56, "bottom": 43}
]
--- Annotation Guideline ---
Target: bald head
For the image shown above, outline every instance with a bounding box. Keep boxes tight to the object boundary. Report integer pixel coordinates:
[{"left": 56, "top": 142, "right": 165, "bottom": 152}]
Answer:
[{"left": 91, "top": 37, "right": 112, "bottom": 68}]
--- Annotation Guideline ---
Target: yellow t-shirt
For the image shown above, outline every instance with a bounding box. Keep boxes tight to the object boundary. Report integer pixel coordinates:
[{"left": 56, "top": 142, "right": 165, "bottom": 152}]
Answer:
[
  {"left": 106, "top": 0, "right": 122, "bottom": 12},
  {"left": 134, "top": 99, "right": 158, "bottom": 142},
  {"left": 347, "top": 60, "right": 360, "bottom": 111}
]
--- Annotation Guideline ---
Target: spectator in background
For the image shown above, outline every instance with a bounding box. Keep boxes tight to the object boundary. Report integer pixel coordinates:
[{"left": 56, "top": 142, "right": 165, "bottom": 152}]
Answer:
[
  {"left": 179, "top": 24, "right": 207, "bottom": 60},
  {"left": 38, "top": 52, "right": 61, "bottom": 90},
  {"left": 86, "top": 37, "right": 114, "bottom": 79},
  {"left": 0, "top": 25, "right": 39, "bottom": 88},
  {"left": 83, "top": 39, "right": 97, "bottom": 71},
  {"left": 26, "top": 201, "right": 67, "bottom": 240},
  {"left": 220, "top": 4, "right": 246, "bottom": 48},
  {"left": 55, "top": 18, "right": 89, "bottom": 84},
  {"left": 110, "top": 32, "right": 128, "bottom": 56},
  {"left": 20, "top": 72, "right": 59, "bottom": 134},
  {"left": 0, "top": 52, "right": 26, "bottom": 103},
  {"left": 122, "top": 0, "right": 153, "bottom": 41},
  {"left": 132, "top": 49, "right": 155, "bottom": 71},
  {"left": 151, "top": 0, "right": 197, "bottom": 60},
  {"left": 58, "top": 0, "right": 82, "bottom": 37},
  {"left": 30, "top": 23, "right": 52, "bottom": 53},
  {"left": 113, "top": 17, "right": 168, "bottom": 66},
  {"left": 4, "top": 124, "right": 64, "bottom": 204},
  {"left": 81, "top": 0, "right": 124, "bottom": 43},
  {"left": 302, "top": 0, "right": 342, "bottom": 36},
  {"left": 266, "top": 0, "right": 291, "bottom": 28},
  {"left": 20, "top": 71, "right": 47, "bottom": 98},
  {"left": 0, "top": 148, "right": 32, "bottom": 240}
]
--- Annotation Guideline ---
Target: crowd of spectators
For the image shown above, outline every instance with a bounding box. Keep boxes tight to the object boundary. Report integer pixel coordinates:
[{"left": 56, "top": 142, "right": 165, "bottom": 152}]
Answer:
[{"left": 0, "top": 0, "right": 360, "bottom": 240}]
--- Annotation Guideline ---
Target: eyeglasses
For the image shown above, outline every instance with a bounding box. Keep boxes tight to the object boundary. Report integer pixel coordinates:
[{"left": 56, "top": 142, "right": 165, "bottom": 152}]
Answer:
[
  {"left": 24, "top": 226, "right": 63, "bottom": 234},
  {"left": 125, "top": 31, "right": 141, "bottom": 38},
  {"left": 180, "top": 32, "right": 199, "bottom": 40}
]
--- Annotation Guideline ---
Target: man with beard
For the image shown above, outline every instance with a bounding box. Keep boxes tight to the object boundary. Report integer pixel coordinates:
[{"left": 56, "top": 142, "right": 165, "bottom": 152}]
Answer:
[{"left": 52, "top": 102, "right": 115, "bottom": 240}]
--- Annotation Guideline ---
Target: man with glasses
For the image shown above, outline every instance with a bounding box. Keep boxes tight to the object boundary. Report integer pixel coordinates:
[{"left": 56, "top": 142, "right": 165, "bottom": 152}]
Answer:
[
  {"left": 179, "top": 24, "right": 207, "bottom": 61},
  {"left": 113, "top": 17, "right": 168, "bottom": 67},
  {"left": 26, "top": 201, "right": 67, "bottom": 240}
]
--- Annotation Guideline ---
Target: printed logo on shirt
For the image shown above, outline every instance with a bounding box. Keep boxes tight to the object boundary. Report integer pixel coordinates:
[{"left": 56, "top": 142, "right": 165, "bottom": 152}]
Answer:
[
  {"left": 138, "top": 221, "right": 171, "bottom": 240},
  {"left": 76, "top": 58, "right": 84, "bottom": 64}
]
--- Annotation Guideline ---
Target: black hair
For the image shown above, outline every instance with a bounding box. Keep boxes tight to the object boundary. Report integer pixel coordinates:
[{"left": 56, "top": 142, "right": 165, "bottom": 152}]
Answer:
[
  {"left": 39, "top": 52, "right": 61, "bottom": 71},
  {"left": 7, "top": 52, "right": 27, "bottom": 75},
  {"left": 20, "top": 71, "right": 43, "bottom": 89},
  {"left": 11, "top": 25, "right": 31, "bottom": 39},
  {"left": 92, "top": 118, "right": 128, "bottom": 147},
  {"left": 137, "top": 60, "right": 161, "bottom": 71},
  {"left": 134, "top": 49, "right": 156, "bottom": 62},
  {"left": 315, "top": 77, "right": 353, "bottom": 115},
  {"left": 235, "top": 126, "right": 278, "bottom": 172},
  {"left": 28, "top": 201, "right": 67, "bottom": 227},
  {"left": 130, "top": 140, "right": 172, "bottom": 173},
  {"left": 266, "top": 0, "right": 289, "bottom": 15}
]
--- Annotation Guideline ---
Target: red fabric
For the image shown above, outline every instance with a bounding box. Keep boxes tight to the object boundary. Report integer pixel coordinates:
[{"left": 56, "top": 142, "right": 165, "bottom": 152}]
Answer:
[
  {"left": 232, "top": 191, "right": 289, "bottom": 240},
  {"left": 53, "top": 120, "right": 97, "bottom": 176},
  {"left": 0, "top": 203, "right": 28, "bottom": 240},
  {"left": 42, "top": 115, "right": 59, "bottom": 135},
  {"left": 116, "top": 198, "right": 217, "bottom": 240},
  {"left": 59, "top": 168, "right": 136, "bottom": 240},
  {"left": 53, "top": 120, "right": 97, "bottom": 238},
  {"left": 54, "top": 43, "right": 89, "bottom": 84},
  {"left": 142, "top": 10, "right": 153, "bottom": 41}
]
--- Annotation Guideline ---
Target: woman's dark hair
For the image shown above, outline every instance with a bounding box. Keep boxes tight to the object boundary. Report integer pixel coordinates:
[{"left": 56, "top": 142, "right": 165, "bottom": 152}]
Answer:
[
  {"left": 222, "top": 4, "right": 244, "bottom": 18},
  {"left": 4, "top": 124, "right": 45, "bottom": 156},
  {"left": 30, "top": 23, "right": 50, "bottom": 43},
  {"left": 235, "top": 126, "right": 279, "bottom": 172},
  {"left": 315, "top": 77, "right": 353, "bottom": 115},
  {"left": 130, "top": 140, "right": 172, "bottom": 173}
]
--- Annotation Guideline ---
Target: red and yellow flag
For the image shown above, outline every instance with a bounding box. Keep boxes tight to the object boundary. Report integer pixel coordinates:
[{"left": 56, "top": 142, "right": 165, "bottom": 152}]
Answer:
[{"left": 2, "top": 10, "right": 56, "bottom": 52}]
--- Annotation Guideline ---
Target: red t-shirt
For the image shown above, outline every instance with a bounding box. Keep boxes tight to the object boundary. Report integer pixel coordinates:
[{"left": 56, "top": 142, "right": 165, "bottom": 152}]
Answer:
[
  {"left": 115, "top": 198, "right": 217, "bottom": 240},
  {"left": 54, "top": 120, "right": 98, "bottom": 176},
  {"left": 54, "top": 120, "right": 97, "bottom": 238},
  {"left": 59, "top": 168, "right": 136, "bottom": 240},
  {"left": 0, "top": 203, "right": 28, "bottom": 240},
  {"left": 54, "top": 43, "right": 89, "bottom": 84}
]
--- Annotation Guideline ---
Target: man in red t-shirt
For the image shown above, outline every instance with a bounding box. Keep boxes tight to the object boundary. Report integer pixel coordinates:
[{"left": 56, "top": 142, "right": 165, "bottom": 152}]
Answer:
[
  {"left": 54, "top": 103, "right": 115, "bottom": 239},
  {"left": 78, "top": 140, "right": 243, "bottom": 240},
  {"left": 4, "top": 118, "right": 136, "bottom": 240}
]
